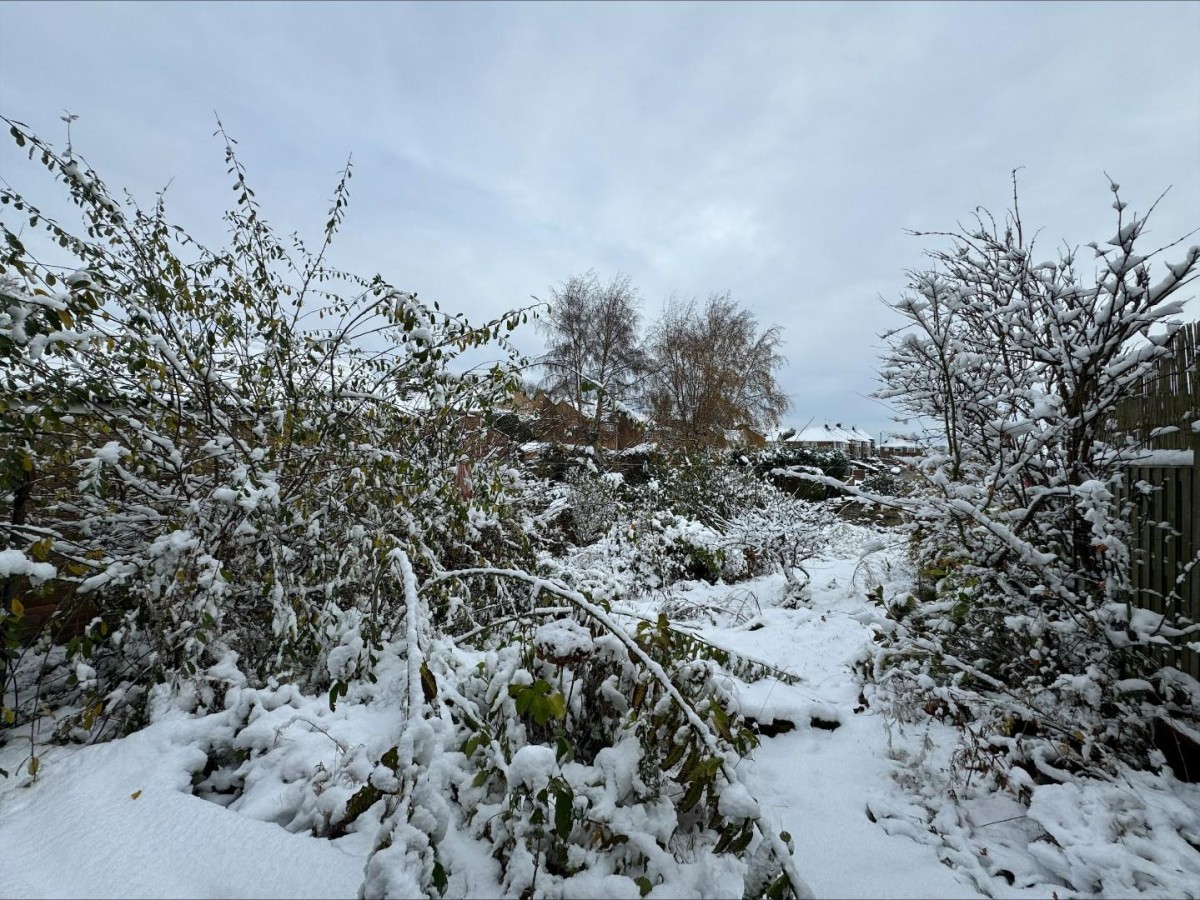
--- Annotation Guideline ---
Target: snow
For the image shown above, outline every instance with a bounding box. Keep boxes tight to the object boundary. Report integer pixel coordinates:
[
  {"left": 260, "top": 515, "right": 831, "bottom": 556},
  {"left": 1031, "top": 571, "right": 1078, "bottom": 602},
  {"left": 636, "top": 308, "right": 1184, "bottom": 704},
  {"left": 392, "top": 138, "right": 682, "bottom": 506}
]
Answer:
[
  {"left": 1024, "top": 775, "right": 1200, "bottom": 896},
  {"left": 0, "top": 548, "right": 56, "bottom": 584},
  {"left": 1125, "top": 448, "right": 1194, "bottom": 466},
  {"left": 92, "top": 440, "right": 126, "bottom": 464},
  {"left": 784, "top": 423, "right": 876, "bottom": 449},
  {"left": 0, "top": 714, "right": 364, "bottom": 899},
  {"left": 506, "top": 744, "right": 558, "bottom": 792},
  {"left": 4, "top": 525, "right": 1198, "bottom": 899},
  {"left": 663, "top": 555, "right": 979, "bottom": 899},
  {"left": 534, "top": 618, "right": 594, "bottom": 662},
  {"left": 716, "top": 780, "right": 761, "bottom": 819}
]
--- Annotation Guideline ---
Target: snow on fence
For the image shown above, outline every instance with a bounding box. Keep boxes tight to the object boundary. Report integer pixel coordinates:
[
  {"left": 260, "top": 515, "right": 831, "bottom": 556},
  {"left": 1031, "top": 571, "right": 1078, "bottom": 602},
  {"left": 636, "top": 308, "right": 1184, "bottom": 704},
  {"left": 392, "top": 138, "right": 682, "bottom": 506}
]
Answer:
[{"left": 1117, "top": 321, "right": 1200, "bottom": 680}]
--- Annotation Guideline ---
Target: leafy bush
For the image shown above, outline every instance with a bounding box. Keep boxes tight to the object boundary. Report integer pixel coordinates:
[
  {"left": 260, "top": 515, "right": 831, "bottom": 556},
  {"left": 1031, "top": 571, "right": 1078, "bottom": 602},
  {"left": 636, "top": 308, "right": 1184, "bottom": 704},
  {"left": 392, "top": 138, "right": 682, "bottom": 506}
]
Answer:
[
  {"left": 0, "top": 116, "right": 530, "bottom": 736},
  {"left": 864, "top": 179, "right": 1200, "bottom": 780},
  {"left": 563, "top": 469, "right": 624, "bottom": 545}
]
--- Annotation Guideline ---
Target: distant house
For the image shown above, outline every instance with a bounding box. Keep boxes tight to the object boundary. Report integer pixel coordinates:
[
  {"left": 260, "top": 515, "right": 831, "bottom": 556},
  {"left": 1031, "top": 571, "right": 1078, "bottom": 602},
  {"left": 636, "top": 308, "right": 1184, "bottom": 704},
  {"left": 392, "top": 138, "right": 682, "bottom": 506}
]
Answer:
[
  {"left": 879, "top": 434, "right": 925, "bottom": 460},
  {"left": 781, "top": 423, "right": 877, "bottom": 459}
]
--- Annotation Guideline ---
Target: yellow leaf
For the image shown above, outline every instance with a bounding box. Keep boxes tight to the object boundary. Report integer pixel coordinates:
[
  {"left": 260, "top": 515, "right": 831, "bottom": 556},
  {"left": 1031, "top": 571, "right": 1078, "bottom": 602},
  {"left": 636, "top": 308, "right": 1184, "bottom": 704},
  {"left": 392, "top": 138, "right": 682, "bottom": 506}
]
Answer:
[
  {"left": 58, "top": 309, "right": 74, "bottom": 329},
  {"left": 10, "top": 597, "right": 23, "bottom": 617},
  {"left": 28, "top": 757, "right": 40, "bottom": 777},
  {"left": 130, "top": 790, "right": 142, "bottom": 800}
]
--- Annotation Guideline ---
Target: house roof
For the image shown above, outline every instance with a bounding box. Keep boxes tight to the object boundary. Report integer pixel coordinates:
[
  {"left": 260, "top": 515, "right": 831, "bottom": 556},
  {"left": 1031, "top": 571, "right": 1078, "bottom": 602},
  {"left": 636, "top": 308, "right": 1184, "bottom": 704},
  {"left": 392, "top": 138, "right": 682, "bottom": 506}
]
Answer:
[
  {"left": 880, "top": 436, "right": 923, "bottom": 450},
  {"left": 785, "top": 423, "right": 875, "bottom": 445}
]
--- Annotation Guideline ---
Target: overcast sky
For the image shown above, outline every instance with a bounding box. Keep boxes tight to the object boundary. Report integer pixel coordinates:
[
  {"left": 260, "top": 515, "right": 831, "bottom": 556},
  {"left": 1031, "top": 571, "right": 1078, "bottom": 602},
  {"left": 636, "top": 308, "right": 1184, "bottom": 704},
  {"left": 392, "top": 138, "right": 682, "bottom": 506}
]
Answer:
[{"left": 2, "top": 1, "right": 1198, "bottom": 440}]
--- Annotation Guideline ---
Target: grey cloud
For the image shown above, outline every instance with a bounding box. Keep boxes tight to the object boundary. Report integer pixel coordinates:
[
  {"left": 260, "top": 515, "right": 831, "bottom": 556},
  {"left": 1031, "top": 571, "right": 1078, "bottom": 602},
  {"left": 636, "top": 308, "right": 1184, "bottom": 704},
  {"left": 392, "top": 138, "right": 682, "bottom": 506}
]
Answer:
[{"left": 2, "top": 0, "right": 1196, "bottom": 438}]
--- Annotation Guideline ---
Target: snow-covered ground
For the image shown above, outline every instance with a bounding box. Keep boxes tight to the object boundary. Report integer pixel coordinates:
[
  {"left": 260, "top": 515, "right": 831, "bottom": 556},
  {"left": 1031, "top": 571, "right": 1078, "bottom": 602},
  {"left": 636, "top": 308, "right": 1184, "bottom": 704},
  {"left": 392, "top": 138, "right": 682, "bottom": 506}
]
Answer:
[
  {"left": 3, "top": 525, "right": 1198, "bottom": 899},
  {"left": 649, "top": 552, "right": 982, "bottom": 899}
]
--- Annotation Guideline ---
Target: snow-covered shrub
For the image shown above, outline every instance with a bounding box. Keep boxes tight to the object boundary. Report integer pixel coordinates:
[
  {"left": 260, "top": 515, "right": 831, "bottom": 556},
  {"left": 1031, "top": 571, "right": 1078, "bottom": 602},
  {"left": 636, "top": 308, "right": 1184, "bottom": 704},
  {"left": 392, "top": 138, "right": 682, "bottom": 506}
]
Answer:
[
  {"left": 720, "top": 495, "right": 838, "bottom": 600},
  {"left": 638, "top": 451, "right": 776, "bottom": 529},
  {"left": 0, "top": 117, "right": 532, "bottom": 736},
  {"left": 552, "top": 455, "right": 841, "bottom": 599},
  {"left": 863, "top": 178, "right": 1200, "bottom": 779},
  {"left": 355, "top": 566, "right": 809, "bottom": 899},
  {"left": 551, "top": 510, "right": 728, "bottom": 599},
  {"left": 563, "top": 469, "right": 625, "bottom": 544}
]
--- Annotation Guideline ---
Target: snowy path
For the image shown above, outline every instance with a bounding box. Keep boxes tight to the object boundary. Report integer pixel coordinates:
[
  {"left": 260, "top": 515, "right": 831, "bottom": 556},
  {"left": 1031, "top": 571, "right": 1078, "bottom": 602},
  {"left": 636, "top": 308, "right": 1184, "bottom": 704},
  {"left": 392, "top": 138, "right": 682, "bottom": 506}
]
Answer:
[{"left": 688, "top": 555, "right": 984, "bottom": 899}]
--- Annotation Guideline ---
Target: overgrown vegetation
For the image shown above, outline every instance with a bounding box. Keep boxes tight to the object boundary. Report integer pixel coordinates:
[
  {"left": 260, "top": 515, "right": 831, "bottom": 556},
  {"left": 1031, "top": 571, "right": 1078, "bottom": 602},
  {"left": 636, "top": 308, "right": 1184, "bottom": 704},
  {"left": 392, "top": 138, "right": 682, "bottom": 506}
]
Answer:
[
  {"left": 6, "top": 113, "right": 1196, "bottom": 899},
  {"left": 0, "top": 117, "right": 817, "bottom": 898},
  {"left": 858, "top": 177, "right": 1200, "bottom": 788}
]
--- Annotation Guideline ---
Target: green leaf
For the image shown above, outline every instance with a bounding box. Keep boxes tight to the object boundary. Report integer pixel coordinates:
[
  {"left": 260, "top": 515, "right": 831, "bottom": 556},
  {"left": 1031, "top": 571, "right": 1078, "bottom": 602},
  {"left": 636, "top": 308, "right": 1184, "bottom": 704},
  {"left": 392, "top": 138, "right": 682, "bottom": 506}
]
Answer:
[
  {"left": 343, "top": 783, "right": 383, "bottom": 826},
  {"left": 328, "top": 681, "right": 345, "bottom": 711},
  {"left": 765, "top": 873, "right": 792, "bottom": 900},
  {"left": 553, "top": 783, "right": 573, "bottom": 840},
  {"left": 729, "top": 827, "right": 754, "bottom": 854},
  {"left": 555, "top": 734, "right": 574, "bottom": 764},
  {"left": 662, "top": 739, "right": 688, "bottom": 771},
  {"left": 635, "top": 876, "right": 653, "bottom": 897},
  {"left": 677, "top": 747, "right": 701, "bottom": 783},
  {"left": 679, "top": 778, "right": 704, "bottom": 812},
  {"left": 710, "top": 704, "right": 733, "bottom": 742},
  {"left": 431, "top": 860, "right": 448, "bottom": 894},
  {"left": 543, "top": 690, "right": 566, "bottom": 723}
]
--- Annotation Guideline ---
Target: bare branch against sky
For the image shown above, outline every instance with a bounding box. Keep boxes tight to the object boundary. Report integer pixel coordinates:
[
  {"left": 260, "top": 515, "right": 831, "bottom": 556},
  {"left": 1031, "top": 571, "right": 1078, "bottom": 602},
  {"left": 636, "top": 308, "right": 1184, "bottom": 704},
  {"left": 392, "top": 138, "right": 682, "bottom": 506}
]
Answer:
[{"left": 2, "top": 0, "right": 1197, "bottom": 438}]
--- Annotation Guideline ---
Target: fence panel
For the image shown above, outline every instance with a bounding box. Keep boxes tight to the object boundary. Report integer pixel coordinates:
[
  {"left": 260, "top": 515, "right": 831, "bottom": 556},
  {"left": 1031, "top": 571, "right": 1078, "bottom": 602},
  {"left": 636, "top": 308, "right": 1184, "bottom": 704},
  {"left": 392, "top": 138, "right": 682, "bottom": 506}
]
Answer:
[
  {"left": 1117, "top": 322, "right": 1200, "bottom": 680},
  {"left": 1125, "top": 461, "right": 1198, "bottom": 679}
]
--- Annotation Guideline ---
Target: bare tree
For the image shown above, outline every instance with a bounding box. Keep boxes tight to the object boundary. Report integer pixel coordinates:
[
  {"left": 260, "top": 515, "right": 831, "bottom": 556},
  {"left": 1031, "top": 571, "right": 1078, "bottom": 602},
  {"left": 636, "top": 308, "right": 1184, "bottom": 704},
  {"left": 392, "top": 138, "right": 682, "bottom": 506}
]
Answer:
[
  {"left": 646, "top": 292, "right": 789, "bottom": 447},
  {"left": 536, "top": 271, "right": 647, "bottom": 443}
]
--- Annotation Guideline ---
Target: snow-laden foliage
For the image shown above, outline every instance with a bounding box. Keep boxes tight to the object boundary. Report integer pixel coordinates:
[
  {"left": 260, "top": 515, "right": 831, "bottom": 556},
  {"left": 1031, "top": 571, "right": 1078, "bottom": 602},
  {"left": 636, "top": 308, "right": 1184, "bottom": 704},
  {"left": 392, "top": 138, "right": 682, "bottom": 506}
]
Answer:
[
  {"left": 863, "top": 178, "right": 1200, "bottom": 781},
  {"left": 720, "top": 496, "right": 838, "bottom": 600},
  {"left": 0, "top": 116, "right": 534, "bottom": 737},
  {"left": 739, "top": 444, "right": 851, "bottom": 501},
  {"left": 0, "top": 119, "right": 814, "bottom": 898},
  {"left": 542, "top": 451, "right": 837, "bottom": 607}
]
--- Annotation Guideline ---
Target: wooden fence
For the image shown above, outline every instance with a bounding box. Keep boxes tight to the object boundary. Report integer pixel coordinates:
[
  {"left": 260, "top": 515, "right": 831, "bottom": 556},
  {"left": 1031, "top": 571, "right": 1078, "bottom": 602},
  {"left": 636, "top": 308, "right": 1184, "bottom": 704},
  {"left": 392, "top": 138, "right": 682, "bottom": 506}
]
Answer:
[{"left": 1117, "top": 321, "right": 1200, "bottom": 679}]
